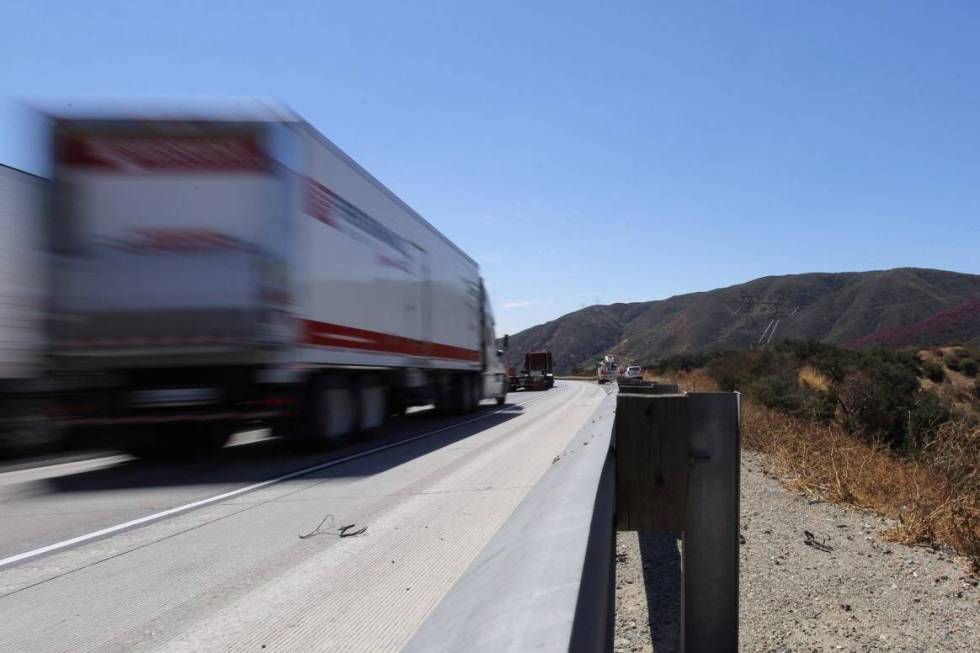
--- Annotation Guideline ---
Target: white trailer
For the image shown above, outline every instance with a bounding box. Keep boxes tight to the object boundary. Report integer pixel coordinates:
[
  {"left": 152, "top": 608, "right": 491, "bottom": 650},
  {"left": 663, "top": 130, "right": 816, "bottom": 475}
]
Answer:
[{"left": 48, "top": 112, "right": 507, "bottom": 456}]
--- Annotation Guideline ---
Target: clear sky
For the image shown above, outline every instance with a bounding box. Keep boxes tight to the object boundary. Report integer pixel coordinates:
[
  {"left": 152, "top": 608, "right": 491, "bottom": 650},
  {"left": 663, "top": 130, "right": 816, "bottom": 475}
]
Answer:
[{"left": 2, "top": 1, "right": 978, "bottom": 334}]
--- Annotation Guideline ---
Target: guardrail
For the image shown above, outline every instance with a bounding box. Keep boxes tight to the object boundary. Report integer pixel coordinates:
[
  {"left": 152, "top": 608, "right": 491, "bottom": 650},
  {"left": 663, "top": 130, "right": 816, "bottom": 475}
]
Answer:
[
  {"left": 406, "top": 382, "right": 740, "bottom": 653},
  {"left": 406, "top": 391, "right": 618, "bottom": 652}
]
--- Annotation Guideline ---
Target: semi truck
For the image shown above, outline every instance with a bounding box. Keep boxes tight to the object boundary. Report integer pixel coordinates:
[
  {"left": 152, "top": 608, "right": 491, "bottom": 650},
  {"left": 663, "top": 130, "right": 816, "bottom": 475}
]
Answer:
[
  {"left": 504, "top": 351, "right": 554, "bottom": 391},
  {"left": 521, "top": 351, "right": 554, "bottom": 390},
  {"left": 596, "top": 355, "right": 618, "bottom": 384},
  {"left": 0, "top": 164, "right": 52, "bottom": 453},
  {"left": 505, "top": 365, "right": 521, "bottom": 392},
  {"left": 46, "top": 109, "right": 508, "bottom": 456}
]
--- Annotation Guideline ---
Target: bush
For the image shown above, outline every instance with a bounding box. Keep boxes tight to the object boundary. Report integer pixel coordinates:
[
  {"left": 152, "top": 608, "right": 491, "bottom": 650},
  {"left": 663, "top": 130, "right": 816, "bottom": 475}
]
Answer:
[
  {"left": 923, "top": 360, "right": 946, "bottom": 383},
  {"left": 700, "top": 341, "right": 944, "bottom": 447},
  {"left": 909, "top": 391, "right": 951, "bottom": 448},
  {"left": 944, "top": 349, "right": 977, "bottom": 373},
  {"left": 836, "top": 361, "right": 920, "bottom": 446},
  {"left": 960, "top": 358, "right": 978, "bottom": 378},
  {"left": 745, "top": 372, "right": 801, "bottom": 414},
  {"left": 654, "top": 351, "right": 712, "bottom": 373},
  {"left": 706, "top": 350, "right": 764, "bottom": 391}
]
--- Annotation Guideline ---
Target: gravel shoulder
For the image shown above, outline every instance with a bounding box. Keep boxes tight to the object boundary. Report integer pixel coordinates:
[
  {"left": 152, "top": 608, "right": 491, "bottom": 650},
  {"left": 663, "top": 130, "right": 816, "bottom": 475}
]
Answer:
[{"left": 615, "top": 451, "right": 980, "bottom": 652}]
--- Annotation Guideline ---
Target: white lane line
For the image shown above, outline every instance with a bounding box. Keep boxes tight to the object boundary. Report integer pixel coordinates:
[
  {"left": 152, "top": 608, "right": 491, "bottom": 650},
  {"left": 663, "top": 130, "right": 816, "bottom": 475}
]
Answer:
[{"left": 0, "top": 390, "right": 562, "bottom": 570}]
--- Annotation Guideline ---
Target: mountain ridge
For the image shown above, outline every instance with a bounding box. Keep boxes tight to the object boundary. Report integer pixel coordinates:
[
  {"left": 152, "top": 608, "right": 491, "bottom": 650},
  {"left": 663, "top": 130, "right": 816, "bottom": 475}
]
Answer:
[{"left": 500, "top": 268, "right": 980, "bottom": 373}]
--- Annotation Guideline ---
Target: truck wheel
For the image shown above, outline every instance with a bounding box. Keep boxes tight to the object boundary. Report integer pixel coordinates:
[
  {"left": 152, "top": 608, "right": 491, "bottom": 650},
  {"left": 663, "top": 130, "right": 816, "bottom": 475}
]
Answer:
[
  {"left": 457, "top": 376, "right": 474, "bottom": 414},
  {"left": 303, "top": 374, "right": 357, "bottom": 447},
  {"left": 495, "top": 395, "right": 506, "bottom": 406},
  {"left": 467, "top": 375, "right": 480, "bottom": 411},
  {"left": 357, "top": 377, "right": 387, "bottom": 433},
  {"left": 437, "top": 374, "right": 473, "bottom": 415}
]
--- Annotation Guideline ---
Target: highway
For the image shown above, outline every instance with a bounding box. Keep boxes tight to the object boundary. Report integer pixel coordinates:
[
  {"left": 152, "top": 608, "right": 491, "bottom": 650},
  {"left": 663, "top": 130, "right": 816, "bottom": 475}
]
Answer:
[{"left": 0, "top": 380, "right": 605, "bottom": 653}]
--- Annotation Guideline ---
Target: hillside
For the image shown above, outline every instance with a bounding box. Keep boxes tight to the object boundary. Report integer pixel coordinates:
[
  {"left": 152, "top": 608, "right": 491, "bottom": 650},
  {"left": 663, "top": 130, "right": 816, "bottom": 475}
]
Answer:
[
  {"left": 501, "top": 268, "right": 980, "bottom": 373},
  {"left": 847, "top": 298, "right": 980, "bottom": 349}
]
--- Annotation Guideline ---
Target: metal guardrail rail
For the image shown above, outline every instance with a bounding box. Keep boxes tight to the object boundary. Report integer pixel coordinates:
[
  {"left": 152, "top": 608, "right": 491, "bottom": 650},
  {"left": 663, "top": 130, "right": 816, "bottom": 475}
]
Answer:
[
  {"left": 405, "top": 391, "right": 618, "bottom": 652},
  {"left": 406, "top": 382, "right": 740, "bottom": 653}
]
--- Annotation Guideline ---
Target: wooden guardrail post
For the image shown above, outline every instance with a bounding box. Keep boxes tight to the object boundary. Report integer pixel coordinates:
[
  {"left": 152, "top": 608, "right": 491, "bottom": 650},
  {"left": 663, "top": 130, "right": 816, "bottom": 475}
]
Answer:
[
  {"left": 615, "top": 393, "right": 688, "bottom": 532},
  {"left": 614, "top": 391, "right": 740, "bottom": 653}
]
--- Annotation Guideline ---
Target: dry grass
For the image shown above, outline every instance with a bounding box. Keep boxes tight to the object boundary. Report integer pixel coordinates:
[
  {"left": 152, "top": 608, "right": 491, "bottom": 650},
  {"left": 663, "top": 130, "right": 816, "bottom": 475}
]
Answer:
[
  {"left": 658, "top": 367, "right": 980, "bottom": 572},
  {"left": 918, "top": 348, "right": 979, "bottom": 419},
  {"left": 742, "top": 400, "right": 980, "bottom": 573},
  {"left": 797, "top": 364, "right": 831, "bottom": 392}
]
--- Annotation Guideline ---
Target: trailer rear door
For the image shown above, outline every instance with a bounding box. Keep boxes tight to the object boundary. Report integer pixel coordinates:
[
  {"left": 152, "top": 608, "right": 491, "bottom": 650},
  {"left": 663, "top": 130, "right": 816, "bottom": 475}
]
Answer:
[{"left": 51, "top": 120, "right": 285, "bottom": 355}]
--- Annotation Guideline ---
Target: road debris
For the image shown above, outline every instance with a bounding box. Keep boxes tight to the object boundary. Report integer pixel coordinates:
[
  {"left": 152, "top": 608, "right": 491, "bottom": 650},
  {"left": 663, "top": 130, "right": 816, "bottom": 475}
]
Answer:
[
  {"left": 299, "top": 514, "right": 334, "bottom": 539},
  {"left": 339, "top": 524, "right": 367, "bottom": 538},
  {"left": 299, "top": 515, "right": 367, "bottom": 539},
  {"left": 804, "top": 529, "right": 834, "bottom": 553}
]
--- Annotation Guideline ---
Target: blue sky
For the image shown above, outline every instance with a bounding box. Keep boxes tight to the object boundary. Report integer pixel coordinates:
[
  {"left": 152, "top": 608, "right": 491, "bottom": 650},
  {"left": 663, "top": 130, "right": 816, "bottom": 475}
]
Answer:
[{"left": 2, "top": 1, "right": 978, "bottom": 334}]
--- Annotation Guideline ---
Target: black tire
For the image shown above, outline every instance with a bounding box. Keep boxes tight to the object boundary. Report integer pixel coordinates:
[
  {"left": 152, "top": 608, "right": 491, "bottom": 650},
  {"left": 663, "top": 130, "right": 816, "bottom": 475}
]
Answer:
[
  {"left": 440, "top": 374, "right": 476, "bottom": 414},
  {"left": 459, "top": 374, "right": 477, "bottom": 414},
  {"left": 495, "top": 395, "right": 506, "bottom": 406},
  {"left": 298, "top": 374, "right": 358, "bottom": 448},
  {"left": 355, "top": 375, "right": 387, "bottom": 437}
]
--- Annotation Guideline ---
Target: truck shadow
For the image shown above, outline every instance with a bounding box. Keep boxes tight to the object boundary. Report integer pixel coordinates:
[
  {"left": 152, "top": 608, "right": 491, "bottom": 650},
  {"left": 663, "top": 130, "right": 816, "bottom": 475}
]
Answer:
[
  {"left": 39, "top": 402, "right": 526, "bottom": 494},
  {"left": 639, "top": 531, "right": 682, "bottom": 653}
]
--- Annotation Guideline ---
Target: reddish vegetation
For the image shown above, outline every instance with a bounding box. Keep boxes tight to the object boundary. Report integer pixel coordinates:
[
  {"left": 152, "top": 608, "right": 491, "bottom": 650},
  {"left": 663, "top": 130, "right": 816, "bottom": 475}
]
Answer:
[{"left": 848, "top": 299, "right": 980, "bottom": 349}]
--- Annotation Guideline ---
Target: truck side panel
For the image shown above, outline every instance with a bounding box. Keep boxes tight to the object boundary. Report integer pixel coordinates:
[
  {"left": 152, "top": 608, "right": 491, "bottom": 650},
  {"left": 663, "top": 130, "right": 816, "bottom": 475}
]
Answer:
[{"left": 293, "top": 125, "right": 481, "bottom": 371}]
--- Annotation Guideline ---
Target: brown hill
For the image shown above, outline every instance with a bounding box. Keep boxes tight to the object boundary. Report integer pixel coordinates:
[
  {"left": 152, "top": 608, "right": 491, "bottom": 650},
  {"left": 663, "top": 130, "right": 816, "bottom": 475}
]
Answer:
[{"left": 501, "top": 268, "right": 980, "bottom": 373}]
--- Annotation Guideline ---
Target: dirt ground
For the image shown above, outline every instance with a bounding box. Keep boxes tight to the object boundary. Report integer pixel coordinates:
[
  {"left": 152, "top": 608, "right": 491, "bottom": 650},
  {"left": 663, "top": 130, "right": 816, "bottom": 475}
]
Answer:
[{"left": 614, "top": 451, "right": 980, "bottom": 652}]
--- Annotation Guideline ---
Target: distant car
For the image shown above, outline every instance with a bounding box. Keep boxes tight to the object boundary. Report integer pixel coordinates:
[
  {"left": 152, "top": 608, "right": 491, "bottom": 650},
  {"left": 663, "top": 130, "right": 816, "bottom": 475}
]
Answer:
[{"left": 625, "top": 366, "right": 642, "bottom": 379}]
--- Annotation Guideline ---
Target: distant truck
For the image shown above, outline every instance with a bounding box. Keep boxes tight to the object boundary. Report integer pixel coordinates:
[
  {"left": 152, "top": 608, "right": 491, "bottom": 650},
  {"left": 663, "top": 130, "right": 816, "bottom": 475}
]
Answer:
[
  {"left": 596, "top": 355, "right": 618, "bottom": 384},
  {"left": 521, "top": 351, "right": 555, "bottom": 390},
  {"left": 505, "top": 351, "right": 555, "bottom": 391},
  {"left": 505, "top": 365, "right": 521, "bottom": 392},
  {"left": 44, "top": 109, "right": 508, "bottom": 457}
]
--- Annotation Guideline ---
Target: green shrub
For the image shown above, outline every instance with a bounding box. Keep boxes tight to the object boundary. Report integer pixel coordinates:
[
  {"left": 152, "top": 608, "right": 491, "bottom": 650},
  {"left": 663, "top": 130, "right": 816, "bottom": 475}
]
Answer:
[
  {"left": 654, "top": 351, "right": 712, "bottom": 373},
  {"left": 909, "top": 391, "right": 951, "bottom": 448},
  {"left": 945, "top": 349, "right": 969, "bottom": 372},
  {"left": 699, "top": 341, "right": 946, "bottom": 448},
  {"left": 960, "top": 358, "right": 978, "bottom": 378},
  {"left": 923, "top": 361, "right": 946, "bottom": 383},
  {"left": 836, "top": 361, "right": 920, "bottom": 446},
  {"left": 745, "top": 372, "right": 801, "bottom": 414}
]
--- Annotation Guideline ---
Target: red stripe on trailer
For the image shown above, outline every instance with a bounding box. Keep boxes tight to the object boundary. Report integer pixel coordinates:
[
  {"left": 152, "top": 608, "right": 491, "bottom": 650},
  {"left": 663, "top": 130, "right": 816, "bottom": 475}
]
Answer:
[
  {"left": 58, "top": 133, "right": 266, "bottom": 171},
  {"left": 302, "top": 319, "right": 480, "bottom": 362}
]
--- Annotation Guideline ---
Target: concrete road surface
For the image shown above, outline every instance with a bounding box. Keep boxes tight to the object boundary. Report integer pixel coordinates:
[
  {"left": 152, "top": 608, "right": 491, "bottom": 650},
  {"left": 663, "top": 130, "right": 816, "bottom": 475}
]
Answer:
[{"left": 0, "top": 380, "right": 604, "bottom": 652}]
